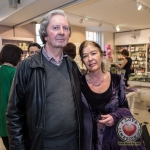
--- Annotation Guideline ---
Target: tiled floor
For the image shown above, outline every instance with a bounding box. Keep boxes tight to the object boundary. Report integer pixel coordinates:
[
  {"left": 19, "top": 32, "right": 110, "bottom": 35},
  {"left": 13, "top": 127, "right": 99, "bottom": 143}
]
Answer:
[
  {"left": 131, "top": 100, "right": 150, "bottom": 134},
  {"left": 0, "top": 100, "right": 150, "bottom": 150},
  {"left": 0, "top": 138, "right": 5, "bottom": 150}
]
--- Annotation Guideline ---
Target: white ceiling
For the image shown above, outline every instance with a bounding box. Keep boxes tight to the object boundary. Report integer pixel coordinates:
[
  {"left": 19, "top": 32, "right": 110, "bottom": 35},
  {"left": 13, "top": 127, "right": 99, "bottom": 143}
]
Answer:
[{"left": 0, "top": 0, "right": 150, "bottom": 33}]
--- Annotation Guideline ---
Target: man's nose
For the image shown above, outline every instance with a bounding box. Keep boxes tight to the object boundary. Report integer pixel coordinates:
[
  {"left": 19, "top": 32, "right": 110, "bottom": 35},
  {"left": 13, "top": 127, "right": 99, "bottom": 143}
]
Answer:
[{"left": 58, "top": 27, "right": 64, "bottom": 34}]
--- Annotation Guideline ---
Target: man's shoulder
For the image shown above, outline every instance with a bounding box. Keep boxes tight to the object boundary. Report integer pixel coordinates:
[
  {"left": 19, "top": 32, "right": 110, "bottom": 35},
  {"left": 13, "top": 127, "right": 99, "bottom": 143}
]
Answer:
[
  {"left": 19, "top": 56, "right": 32, "bottom": 67},
  {"left": 19, "top": 53, "right": 42, "bottom": 68}
]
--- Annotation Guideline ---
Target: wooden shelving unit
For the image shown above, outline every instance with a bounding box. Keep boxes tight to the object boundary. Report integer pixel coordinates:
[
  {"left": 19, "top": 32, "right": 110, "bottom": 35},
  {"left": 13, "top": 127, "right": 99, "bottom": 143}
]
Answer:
[
  {"left": 115, "top": 44, "right": 148, "bottom": 76},
  {"left": 0, "top": 36, "right": 34, "bottom": 60}
]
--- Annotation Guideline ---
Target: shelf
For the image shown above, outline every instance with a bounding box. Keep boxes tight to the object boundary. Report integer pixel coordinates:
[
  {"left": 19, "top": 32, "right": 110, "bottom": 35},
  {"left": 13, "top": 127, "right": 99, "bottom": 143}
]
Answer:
[
  {"left": 0, "top": 36, "right": 34, "bottom": 60},
  {"left": 147, "top": 44, "right": 150, "bottom": 72},
  {"left": 2, "top": 37, "right": 34, "bottom": 41},
  {"left": 130, "top": 51, "right": 146, "bottom": 53},
  {"left": 115, "top": 43, "right": 148, "bottom": 76},
  {"left": 132, "top": 59, "right": 146, "bottom": 61}
]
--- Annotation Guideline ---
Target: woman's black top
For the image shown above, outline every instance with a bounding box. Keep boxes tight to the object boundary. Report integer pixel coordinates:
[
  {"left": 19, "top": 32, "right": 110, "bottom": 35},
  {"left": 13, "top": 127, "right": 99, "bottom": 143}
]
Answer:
[{"left": 123, "top": 57, "right": 132, "bottom": 80}]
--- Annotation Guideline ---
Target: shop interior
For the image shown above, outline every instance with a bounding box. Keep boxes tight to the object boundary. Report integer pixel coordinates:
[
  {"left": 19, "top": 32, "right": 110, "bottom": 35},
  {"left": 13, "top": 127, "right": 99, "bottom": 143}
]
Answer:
[{"left": 0, "top": 0, "right": 150, "bottom": 149}]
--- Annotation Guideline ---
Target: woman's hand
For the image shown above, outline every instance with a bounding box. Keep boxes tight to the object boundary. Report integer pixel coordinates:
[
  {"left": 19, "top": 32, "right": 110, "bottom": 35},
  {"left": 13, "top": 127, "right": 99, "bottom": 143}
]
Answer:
[
  {"left": 98, "top": 114, "right": 114, "bottom": 127},
  {"left": 115, "top": 64, "right": 118, "bottom": 67}
]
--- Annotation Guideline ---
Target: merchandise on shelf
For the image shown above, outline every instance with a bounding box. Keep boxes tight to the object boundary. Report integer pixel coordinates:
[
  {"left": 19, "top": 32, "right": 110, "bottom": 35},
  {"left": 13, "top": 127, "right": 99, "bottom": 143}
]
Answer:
[
  {"left": 1, "top": 37, "right": 34, "bottom": 59},
  {"left": 147, "top": 44, "right": 150, "bottom": 72},
  {"left": 115, "top": 44, "right": 148, "bottom": 76}
]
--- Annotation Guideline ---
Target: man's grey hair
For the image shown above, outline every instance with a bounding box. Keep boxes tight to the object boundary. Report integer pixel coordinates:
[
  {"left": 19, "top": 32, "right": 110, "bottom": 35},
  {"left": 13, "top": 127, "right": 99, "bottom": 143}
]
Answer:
[{"left": 39, "top": 9, "right": 71, "bottom": 44}]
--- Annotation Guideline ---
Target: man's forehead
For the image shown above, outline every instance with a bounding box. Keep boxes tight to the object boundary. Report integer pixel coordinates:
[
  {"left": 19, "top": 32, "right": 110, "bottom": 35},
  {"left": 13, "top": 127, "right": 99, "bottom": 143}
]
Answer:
[
  {"left": 49, "top": 15, "right": 69, "bottom": 24},
  {"left": 29, "top": 46, "right": 39, "bottom": 51}
]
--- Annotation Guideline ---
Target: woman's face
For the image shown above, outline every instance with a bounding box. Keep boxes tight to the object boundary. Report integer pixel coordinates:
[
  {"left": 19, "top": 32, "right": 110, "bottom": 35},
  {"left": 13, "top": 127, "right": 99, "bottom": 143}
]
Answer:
[{"left": 82, "top": 44, "right": 102, "bottom": 72}]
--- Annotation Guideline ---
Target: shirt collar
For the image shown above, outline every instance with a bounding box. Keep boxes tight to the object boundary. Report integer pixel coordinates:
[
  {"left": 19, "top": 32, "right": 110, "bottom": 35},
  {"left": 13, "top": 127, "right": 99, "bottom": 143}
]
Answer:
[{"left": 42, "top": 46, "right": 67, "bottom": 62}]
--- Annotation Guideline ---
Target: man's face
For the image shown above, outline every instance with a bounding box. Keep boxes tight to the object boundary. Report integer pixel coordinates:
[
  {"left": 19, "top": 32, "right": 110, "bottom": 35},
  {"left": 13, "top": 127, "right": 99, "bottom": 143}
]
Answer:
[
  {"left": 44, "top": 15, "right": 70, "bottom": 50},
  {"left": 29, "top": 46, "right": 40, "bottom": 56}
]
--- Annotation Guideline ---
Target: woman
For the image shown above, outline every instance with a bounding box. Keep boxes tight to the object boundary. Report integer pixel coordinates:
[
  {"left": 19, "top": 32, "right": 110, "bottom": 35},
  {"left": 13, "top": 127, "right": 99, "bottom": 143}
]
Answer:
[
  {"left": 115, "top": 49, "right": 132, "bottom": 87},
  {"left": 0, "top": 44, "right": 23, "bottom": 150},
  {"left": 79, "top": 41, "right": 145, "bottom": 150}
]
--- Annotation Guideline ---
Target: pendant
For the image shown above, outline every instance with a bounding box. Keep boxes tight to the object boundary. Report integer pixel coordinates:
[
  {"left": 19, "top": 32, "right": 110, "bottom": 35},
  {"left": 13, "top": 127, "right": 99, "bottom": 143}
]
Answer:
[{"left": 88, "top": 79, "right": 102, "bottom": 86}]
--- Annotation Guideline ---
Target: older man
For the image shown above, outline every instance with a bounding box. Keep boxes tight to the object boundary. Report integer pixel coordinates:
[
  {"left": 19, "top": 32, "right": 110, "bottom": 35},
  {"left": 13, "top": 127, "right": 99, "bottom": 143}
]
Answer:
[{"left": 6, "top": 9, "right": 82, "bottom": 150}]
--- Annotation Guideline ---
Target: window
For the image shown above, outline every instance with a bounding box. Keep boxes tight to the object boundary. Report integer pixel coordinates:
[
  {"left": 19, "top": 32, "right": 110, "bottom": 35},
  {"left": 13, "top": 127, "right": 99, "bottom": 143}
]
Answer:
[
  {"left": 86, "top": 31, "right": 100, "bottom": 45},
  {"left": 35, "top": 24, "right": 43, "bottom": 46}
]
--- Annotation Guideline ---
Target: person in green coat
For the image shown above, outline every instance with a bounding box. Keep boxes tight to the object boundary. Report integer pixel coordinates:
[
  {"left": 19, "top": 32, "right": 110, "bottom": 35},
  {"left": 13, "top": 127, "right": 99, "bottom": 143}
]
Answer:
[{"left": 0, "top": 44, "right": 23, "bottom": 150}]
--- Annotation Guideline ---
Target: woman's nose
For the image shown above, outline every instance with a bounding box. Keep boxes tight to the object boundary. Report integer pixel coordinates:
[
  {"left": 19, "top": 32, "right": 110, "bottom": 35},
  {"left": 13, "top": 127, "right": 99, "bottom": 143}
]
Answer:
[{"left": 88, "top": 54, "right": 92, "bottom": 61}]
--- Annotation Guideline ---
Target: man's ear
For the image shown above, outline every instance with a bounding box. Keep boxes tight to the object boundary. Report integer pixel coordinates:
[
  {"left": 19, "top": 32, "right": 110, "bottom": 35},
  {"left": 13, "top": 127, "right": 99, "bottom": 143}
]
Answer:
[
  {"left": 44, "top": 36, "right": 47, "bottom": 42},
  {"left": 69, "top": 34, "right": 71, "bottom": 38}
]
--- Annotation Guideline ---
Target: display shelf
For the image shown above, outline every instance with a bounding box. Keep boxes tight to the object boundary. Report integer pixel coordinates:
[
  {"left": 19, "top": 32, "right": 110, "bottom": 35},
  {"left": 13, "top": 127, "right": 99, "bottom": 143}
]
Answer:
[
  {"left": 1, "top": 37, "right": 34, "bottom": 50},
  {"left": 130, "top": 44, "right": 147, "bottom": 75},
  {"left": 115, "top": 44, "right": 148, "bottom": 76},
  {"left": 0, "top": 36, "right": 34, "bottom": 60},
  {"left": 115, "top": 45, "right": 129, "bottom": 62},
  {"left": 147, "top": 44, "right": 150, "bottom": 72}
]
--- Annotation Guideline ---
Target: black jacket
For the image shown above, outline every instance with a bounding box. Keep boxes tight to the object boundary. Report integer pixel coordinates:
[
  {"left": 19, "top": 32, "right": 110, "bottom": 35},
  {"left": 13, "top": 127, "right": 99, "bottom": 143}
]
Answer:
[{"left": 6, "top": 50, "right": 83, "bottom": 150}]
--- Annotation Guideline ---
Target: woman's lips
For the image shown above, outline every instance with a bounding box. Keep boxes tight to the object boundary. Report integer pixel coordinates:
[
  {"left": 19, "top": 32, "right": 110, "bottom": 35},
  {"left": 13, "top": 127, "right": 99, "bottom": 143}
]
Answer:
[{"left": 89, "top": 63, "right": 95, "bottom": 67}]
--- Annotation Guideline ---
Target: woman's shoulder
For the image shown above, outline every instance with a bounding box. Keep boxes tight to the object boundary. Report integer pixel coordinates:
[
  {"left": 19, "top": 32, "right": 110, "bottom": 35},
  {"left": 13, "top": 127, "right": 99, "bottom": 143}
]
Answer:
[
  {"left": 110, "top": 72, "right": 121, "bottom": 81},
  {"left": 80, "top": 74, "right": 86, "bottom": 82},
  {"left": 0, "top": 65, "right": 16, "bottom": 72},
  {"left": 126, "top": 57, "right": 132, "bottom": 61},
  {"left": 110, "top": 72, "right": 121, "bottom": 77}
]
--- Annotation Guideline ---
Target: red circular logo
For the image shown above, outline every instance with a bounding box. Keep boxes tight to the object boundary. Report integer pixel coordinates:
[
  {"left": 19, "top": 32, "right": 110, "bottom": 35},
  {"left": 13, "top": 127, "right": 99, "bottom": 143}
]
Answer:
[{"left": 116, "top": 117, "right": 142, "bottom": 142}]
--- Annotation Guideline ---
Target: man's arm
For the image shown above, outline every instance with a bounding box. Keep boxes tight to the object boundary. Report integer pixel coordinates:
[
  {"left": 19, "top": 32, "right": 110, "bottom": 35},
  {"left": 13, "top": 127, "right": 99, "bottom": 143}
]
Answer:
[{"left": 6, "top": 62, "right": 27, "bottom": 150}]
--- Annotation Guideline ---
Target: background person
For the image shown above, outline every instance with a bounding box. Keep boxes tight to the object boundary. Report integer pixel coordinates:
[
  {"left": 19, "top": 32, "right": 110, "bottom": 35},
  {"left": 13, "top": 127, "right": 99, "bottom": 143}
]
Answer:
[
  {"left": 115, "top": 49, "right": 132, "bottom": 87},
  {"left": 79, "top": 41, "right": 145, "bottom": 150},
  {"left": 107, "top": 51, "right": 113, "bottom": 62},
  {"left": 6, "top": 9, "right": 82, "bottom": 150},
  {"left": 27, "top": 42, "right": 41, "bottom": 56},
  {"left": 63, "top": 42, "right": 87, "bottom": 74},
  {"left": 63, "top": 42, "right": 76, "bottom": 59},
  {"left": 0, "top": 44, "right": 23, "bottom": 150}
]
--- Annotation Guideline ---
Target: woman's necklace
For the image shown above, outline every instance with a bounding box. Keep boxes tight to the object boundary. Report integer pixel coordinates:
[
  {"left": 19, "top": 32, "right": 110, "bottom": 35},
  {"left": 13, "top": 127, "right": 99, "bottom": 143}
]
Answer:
[{"left": 87, "top": 73, "right": 104, "bottom": 87}]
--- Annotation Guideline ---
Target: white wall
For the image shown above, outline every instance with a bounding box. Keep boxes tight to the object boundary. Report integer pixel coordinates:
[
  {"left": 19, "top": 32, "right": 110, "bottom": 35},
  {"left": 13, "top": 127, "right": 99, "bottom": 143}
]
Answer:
[
  {"left": 0, "top": 23, "right": 36, "bottom": 40},
  {"left": 100, "top": 31, "right": 114, "bottom": 51},
  {"left": 103, "top": 31, "right": 114, "bottom": 47},
  {"left": 69, "top": 25, "right": 86, "bottom": 43},
  {"left": 115, "top": 29, "right": 150, "bottom": 45}
]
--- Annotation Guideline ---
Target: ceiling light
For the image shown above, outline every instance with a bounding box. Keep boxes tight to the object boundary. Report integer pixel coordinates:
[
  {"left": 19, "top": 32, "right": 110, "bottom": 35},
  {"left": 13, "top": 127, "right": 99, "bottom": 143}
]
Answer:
[
  {"left": 137, "top": 4, "right": 142, "bottom": 10},
  {"left": 85, "top": 16, "right": 92, "bottom": 19},
  {"left": 137, "top": 0, "right": 142, "bottom": 10},
  {"left": 79, "top": 17, "right": 89, "bottom": 23},
  {"left": 84, "top": 17, "right": 88, "bottom": 21},
  {"left": 116, "top": 26, "right": 120, "bottom": 32},
  {"left": 79, "top": 18, "right": 84, "bottom": 24},
  {"left": 98, "top": 23, "right": 102, "bottom": 27}
]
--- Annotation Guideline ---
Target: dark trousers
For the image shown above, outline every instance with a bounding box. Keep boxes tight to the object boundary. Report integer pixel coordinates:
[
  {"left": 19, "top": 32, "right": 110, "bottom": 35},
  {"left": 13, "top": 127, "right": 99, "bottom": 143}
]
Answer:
[
  {"left": 44, "top": 137, "right": 78, "bottom": 150},
  {"left": 1, "top": 136, "right": 9, "bottom": 150},
  {"left": 124, "top": 73, "right": 130, "bottom": 87}
]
